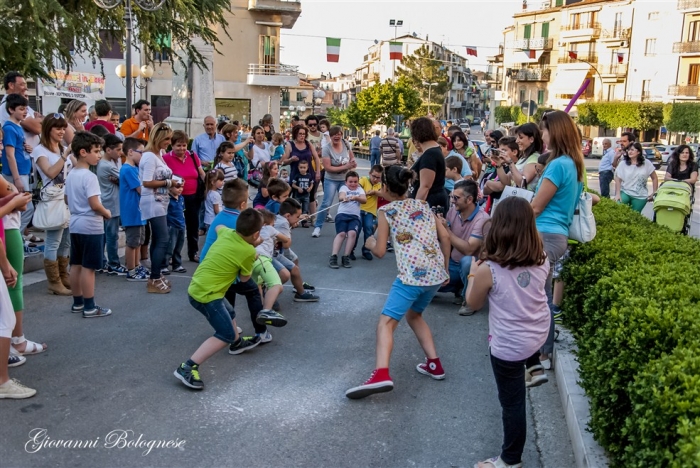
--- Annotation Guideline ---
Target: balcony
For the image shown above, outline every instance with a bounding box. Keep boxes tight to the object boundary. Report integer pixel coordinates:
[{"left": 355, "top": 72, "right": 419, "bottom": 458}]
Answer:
[
  {"left": 678, "top": 0, "right": 700, "bottom": 11},
  {"left": 600, "top": 28, "right": 631, "bottom": 43},
  {"left": 673, "top": 41, "right": 700, "bottom": 54},
  {"left": 669, "top": 85, "right": 700, "bottom": 98},
  {"left": 600, "top": 64, "right": 627, "bottom": 82},
  {"left": 560, "top": 22, "right": 601, "bottom": 42},
  {"left": 557, "top": 53, "right": 598, "bottom": 64},
  {"left": 512, "top": 37, "right": 554, "bottom": 50},
  {"left": 451, "top": 101, "right": 464, "bottom": 108},
  {"left": 248, "top": 0, "right": 301, "bottom": 29},
  {"left": 280, "top": 100, "right": 306, "bottom": 108},
  {"left": 247, "top": 64, "right": 299, "bottom": 87},
  {"left": 513, "top": 67, "right": 551, "bottom": 81}
]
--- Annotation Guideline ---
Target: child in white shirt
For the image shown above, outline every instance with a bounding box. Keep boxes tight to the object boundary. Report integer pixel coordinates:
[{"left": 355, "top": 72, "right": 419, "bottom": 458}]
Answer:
[
  {"left": 253, "top": 210, "right": 290, "bottom": 315},
  {"left": 329, "top": 171, "right": 366, "bottom": 269}
]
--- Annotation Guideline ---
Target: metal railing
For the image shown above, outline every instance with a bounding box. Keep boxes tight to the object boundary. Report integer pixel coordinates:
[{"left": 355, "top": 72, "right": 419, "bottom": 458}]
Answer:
[
  {"left": 673, "top": 41, "right": 700, "bottom": 53},
  {"left": 562, "top": 21, "right": 600, "bottom": 31},
  {"left": 557, "top": 53, "right": 598, "bottom": 64},
  {"left": 247, "top": 63, "right": 299, "bottom": 76},
  {"left": 512, "top": 37, "right": 553, "bottom": 50},
  {"left": 669, "top": 85, "right": 700, "bottom": 97},
  {"left": 601, "top": 28, "right": 630, "bottom": 40},
  {"left": 678, "top": 0, "right": 700, "bottom": 10},
  {"left": 600, "top": 64, "right": 628, "bottom": 75},
  {"left": 513, "top": 67, "right": 551, "bottom": 81}
]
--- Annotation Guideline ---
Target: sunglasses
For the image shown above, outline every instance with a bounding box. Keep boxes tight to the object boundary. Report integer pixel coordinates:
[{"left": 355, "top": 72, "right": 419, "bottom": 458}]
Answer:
[
  {"left": 155, "top": 124, "right": 171, "bottom": 133},
  {"left": 52, "top": 113, "right": 65, "bottom": 119},
  {"left": 308, "top": 123, "right": 318, "bottom": 127}
]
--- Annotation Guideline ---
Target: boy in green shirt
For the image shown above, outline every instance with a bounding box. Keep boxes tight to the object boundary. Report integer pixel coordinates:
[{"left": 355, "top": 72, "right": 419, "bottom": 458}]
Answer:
[{"left": 174, "top": 208, "right": 264, "bottom": 390}]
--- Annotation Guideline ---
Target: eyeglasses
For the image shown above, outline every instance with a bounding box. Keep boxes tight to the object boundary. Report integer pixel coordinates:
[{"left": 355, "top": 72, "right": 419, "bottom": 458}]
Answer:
[
  {"left": 133, "top": 150, "right": 144, "bottom": 154},
  {"left": 450, "top": 195, "right": 462, "bottom": 201}
]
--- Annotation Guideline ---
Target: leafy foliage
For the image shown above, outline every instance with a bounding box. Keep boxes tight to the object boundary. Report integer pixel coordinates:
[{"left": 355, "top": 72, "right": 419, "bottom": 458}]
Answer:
[
  {"left": 346, "top": 79, "right": 421, "bottom": 130},
  {"left": 396, "top": 44, "right": 450, "bottom": 117},
  {"left": 663, "top": 102, "right": 700, "bottom": 133},
  {"left": 494, "top": 106, "right": 514, "bottom": 124},
  {"left": 325, "top": 107, "right": 349, "bottom": 128},
  {"left": 573, "top": 102, "right": 664, "bottom": 130},
  {"left": 0, "top": 0, "right": 230, "bottom": 79}
]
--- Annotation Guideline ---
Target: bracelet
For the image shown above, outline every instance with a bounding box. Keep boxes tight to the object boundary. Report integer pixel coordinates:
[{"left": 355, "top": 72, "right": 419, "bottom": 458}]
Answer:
[{"left": 467, "top": 274, "right": 475, "bottom": 279}]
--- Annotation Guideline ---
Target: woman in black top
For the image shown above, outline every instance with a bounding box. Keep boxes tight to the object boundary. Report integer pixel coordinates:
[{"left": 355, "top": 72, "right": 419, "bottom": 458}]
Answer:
[
  {"left": 409, "top": 117, "right": 448, "bottom": 215},
  {"left": 665, "top": 145, "right": 698, "bottom": 184}
]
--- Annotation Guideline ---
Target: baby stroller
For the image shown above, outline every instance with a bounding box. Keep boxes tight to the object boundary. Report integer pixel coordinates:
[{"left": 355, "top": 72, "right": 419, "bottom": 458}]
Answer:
[{"left": 653, "top": 180, "right": 694, "bottom": 235}]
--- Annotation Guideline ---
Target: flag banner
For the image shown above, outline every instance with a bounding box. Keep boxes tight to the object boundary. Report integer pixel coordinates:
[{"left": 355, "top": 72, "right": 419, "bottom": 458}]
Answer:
[
  {"left": 40, "top": 70, "right": 105, "bottom": 100},
  {"left": 523, "top": 49, "right": 536, "bottom": 59},
  {"left": 568, "top": 51, "right": 578, "bottom": 60},
  {"left": 389, "top": 42, "right": 403, "bottom": 60},
  {"left": 466, "top": 46, "right": 478, "bottom": 57},
  {"left": 617, "top": 52, "right": 625, "bottom": 64},
  {"left": 326, "top": 37, "right": 341, "bottom": 62}
]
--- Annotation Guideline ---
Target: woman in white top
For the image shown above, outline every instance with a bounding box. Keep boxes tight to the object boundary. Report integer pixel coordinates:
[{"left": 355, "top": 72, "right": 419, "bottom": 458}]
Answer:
[
  {"left": 140, "top": 123, "right": 180, "bottom": 293},
  {"left": 497, "top": 123, "right": 543, "bottom": 191},
  {"left": 248, "top": 125, "right": 271, "bottom": 170},
  {"left": 62, "top": 100, "right": 88, "bottom": 146},
  {"left": 614, "top": 142, "right": 658, "bottom": 213},
  {"left": 33, "top": 114, "right": 76, "bottom": 296}
]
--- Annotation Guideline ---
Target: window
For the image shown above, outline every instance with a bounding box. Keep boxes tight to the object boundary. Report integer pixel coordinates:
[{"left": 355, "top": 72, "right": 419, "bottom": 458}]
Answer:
[
  {"left": 607, "top": 84, "right": 616, "bottom": 101},
  {"left": 648, "top": 12, "right": 659, "bottom": 20},
  {"left": 524, "top": 24, "right": 532, "bottom": 39},
  {"left": 296, "top": 92, "right": 303, "bottom": 102},
  {"left": 260, "top": 36, "right": 277, "bottom": 66},
  {"left": 571, "top": 13, "right": 581, "bottom": 29},
  {"left": 689, "top": 64, "right": 700, "bottom": 85},
  {"left": 215, "top": 98, "right": 251, "bottom": 126},
  {"left": 99, "top": 30, "right": 122, "bottom": 59},
  {"left": 537, "top": 89, "right": 545, "bottom": 105},
  {"left": 645, "top": 39, "right": 657, "bottom": 56},
  {"left": 555, "top": 0, "right": 563, "bottom": 6},
  {"left": 642, "top": 80, "right": 651, "bottom": 100},
  {"left": 614, "top": 12, "right": 623, "bottom": 31},
  {"left": 689, "top": 21, "right": 700, "bottom": 42},
  {"left": 519, "top": 89, "right": 526, "bottom": 103},
  {"left": 541, "top": 22, "right": 550, "bottom": 38}
]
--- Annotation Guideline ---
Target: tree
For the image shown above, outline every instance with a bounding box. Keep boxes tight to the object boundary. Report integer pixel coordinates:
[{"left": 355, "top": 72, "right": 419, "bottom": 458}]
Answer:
[
  {"left": 325, "top": 107, "right": 350, "bottom": 128},
  {"left": 664, "top": 103, "right": 700, "bottom": 133},
  {"left": 345, "top": 100, "right": 375, "bottom": 134},
  {"left": 0, "top": 0, "right": 230, "bottom": 79},
  {"left": 494, "top": 106, "right": 514, "bottom": 124},
  {"left": 396, "top": 44, "right": 450, "bottom": 117},
  {"left": 366, "top": 79, "right": 421, "bottom": 126}
]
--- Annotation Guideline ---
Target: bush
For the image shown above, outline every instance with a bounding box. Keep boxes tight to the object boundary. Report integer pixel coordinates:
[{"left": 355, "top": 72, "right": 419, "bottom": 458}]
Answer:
[{"left": 561, "top": 197, "right": 700, "bottom": 466}]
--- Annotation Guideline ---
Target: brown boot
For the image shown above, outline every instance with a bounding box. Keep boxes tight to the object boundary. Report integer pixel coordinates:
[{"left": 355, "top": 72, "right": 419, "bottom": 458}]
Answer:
[
  {"left": 57, "top": 256, "right": 71, "bottom": 289},
  {"left": 44, "top": 259, "right": 72, "bottom": 295}
]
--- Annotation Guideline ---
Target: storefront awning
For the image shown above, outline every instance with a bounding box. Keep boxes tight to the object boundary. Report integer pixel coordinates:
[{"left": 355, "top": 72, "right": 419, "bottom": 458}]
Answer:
[{"left": 549, "top": 66, "right": 590, "bottom": 95}]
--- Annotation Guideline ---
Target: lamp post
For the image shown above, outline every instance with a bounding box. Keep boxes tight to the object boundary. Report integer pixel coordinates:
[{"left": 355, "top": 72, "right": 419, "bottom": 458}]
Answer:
[
  {"left": 311, "top": 89, "right": 325, "bottom": 116},
  {"left": 115, "top": 63, "right": 154, "bottom": 104},
  {"left": 422, "top": 81, "right": 438, "bottom": 117},
  {"left": 93, "top": 0, "right": 165, "bottom": 112}
]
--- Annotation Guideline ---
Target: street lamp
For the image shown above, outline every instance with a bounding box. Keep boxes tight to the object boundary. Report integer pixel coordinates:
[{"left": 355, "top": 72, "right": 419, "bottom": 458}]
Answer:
[
  {"left": 311, "top": 89, "right": 325, "bottom": 115},
  {"left": 115, "top": 64, "right": 154, "bottom": 103},
  {"left": 93, "top": 0, "right": 166, "bottom": 112},
  {"left": 423, "top": 81, "right": 438, "bottom": 116}
]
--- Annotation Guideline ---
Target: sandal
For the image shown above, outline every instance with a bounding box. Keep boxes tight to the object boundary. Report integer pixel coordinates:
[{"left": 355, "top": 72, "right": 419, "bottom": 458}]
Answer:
[
  {"left": 11, "top": 335, "right": 47, "bottom": 355},
  {"left": 526, "top": 364, "right": 543, "bottom": 374},
  {"left": 27, "top": 234, "right": 44, "bottom": 243},
  {"left": 474, "top": 456, "right": 523, "bottom": 468}
]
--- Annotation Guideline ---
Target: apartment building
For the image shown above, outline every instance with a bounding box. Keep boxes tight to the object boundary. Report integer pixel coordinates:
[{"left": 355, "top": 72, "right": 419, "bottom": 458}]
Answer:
[{"left": 669, "top": 0, "right": 700, "bottom": 100}]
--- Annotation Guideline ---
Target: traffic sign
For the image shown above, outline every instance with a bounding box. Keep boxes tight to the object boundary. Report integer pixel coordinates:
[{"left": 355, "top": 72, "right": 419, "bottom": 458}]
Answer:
[{"left": 521, "top": 100, "right": 538, "bottom": 117}]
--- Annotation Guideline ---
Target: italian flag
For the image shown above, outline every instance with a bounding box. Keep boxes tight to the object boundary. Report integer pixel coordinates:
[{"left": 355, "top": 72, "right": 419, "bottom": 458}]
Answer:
[
  {"left": 389, "top": 42, "right": 403, "bottom": 60},
  {"left": 326, "top": 37, "right": 341, "bottom": 62}
]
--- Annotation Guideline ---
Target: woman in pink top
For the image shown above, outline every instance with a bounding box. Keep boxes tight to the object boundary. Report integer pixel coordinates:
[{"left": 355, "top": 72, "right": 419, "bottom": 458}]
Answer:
[{"left": 466, "top": 197, "right": 550, "bottom": 468}]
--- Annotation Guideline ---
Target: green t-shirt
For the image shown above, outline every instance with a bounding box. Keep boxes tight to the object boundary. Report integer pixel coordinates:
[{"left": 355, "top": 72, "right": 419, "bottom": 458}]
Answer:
[{"left": 188, "top": 228, "right": 256, "bottom": 303}]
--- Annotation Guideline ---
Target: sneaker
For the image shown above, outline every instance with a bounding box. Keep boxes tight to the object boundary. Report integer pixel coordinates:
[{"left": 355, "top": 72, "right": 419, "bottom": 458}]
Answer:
[
  {"left": 228, "top": 337, "right": 260, "bottom": 355},
  {"left": 312, "top": 227, "right": 321, "bottom": 238},
  {"left": 71, "top": 304, "right": 84, "bottom": 313},
  {"left": 0, "top": 379, "right": 37, "bottom": 399},
  {"left": 140, "top": 259, "right": 152, "bottom": 270},
  {"left": 147, "top": 278, "right": 171, "bottom": 294},
  {"left": 362, "top": 251, "right": 373, "bottom": 261},
  {"left": 416, "top": 358, "right": 446, "bottom": 380},
  {"left": 255, "top": 330, "right": 273, "bottom": 344},
  {"left": 83, "top": 305, "right": 112, "bottom": 318},
  {"left": 346, "top": 369, "right": 394, "bottom": 399},
  {"left": 23, "top": 245, "right": 41, "bottom": 256},
  {"left": 386, "top": 242, "right": 394, "bottom": 253},
  {"left": 553, "top": 311, "right": 564, "bottom": 325},
  {"left": 326, "top": 214, "right": 334, "bottom": 223},
  {"left": 174, "top": 363, "right": 204, "bottom": 390},
  {"left": 294, "top": 291, "right": 320, "bottom": 302},
  {"left": 8, "top": 354, "right": 26, "bottom": 368},
  {"left": 348, "top": 252, "right": 356, "bottom": 261},
  {"left": 341, "top": 256, "right": 351, "bottom": 268},
  {"left": 302, "top": 282, "right": 315, "bottom": 291},
  {"left": 107, "top": 264, "right": 128, "bottom": 276},
  {"left": 136, "top": 265, "right": 151, "bottom": 276},
  {"left": 256, "top": 309, "right": 288, "bottom": 328},
  {"left": 329, "top": 254, "right": 339, "bottom": 269},
  {"left": 126, "top": 268, "right": 149, "bottom": 282},
  {"left": 160, "top": 268, "right": 171, "bottom": 276},
  {"left": 173, "top": 266, "right": 187, "bottom": 273},
  {"left": 458, "top": 302, "right": 476, "bottom": 316},
  {"left": 96, "top": 265, "right": 108, "bottom": 274}
]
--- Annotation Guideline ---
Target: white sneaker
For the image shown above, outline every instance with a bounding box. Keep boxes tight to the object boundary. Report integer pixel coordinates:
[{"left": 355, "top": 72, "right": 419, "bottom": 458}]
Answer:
[
  {"left": 236, "top": 326, "right": 243, "bottom": 334},
  {"left": 312, "top": 227, "right": 321, "bottom": 238},
  {"left": 257, "top": 330, "right": 273, "bottom": 343},
  {"left": 0, "top": 379, "right": 37, "bottom": 399}
]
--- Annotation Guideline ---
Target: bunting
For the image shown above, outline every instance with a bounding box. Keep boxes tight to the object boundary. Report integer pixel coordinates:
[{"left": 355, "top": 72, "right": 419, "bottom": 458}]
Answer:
[
  {"left": 389, "top": 42, "right": 403, "bottom": 60},
  {"left": 326, "top": 37, "right": 341, "bottom": 62},
  {"left": 523, "top": 49, "right": 536, "bottom": 59},
  {"left": 617, "top": 51, "right": 625, "bottom": 64},
  {"left": 466, "top": 46, "right": 478, "bottom": 57},
  {"left": 568, "top": 50, "right": 578, "bottom": 60}
]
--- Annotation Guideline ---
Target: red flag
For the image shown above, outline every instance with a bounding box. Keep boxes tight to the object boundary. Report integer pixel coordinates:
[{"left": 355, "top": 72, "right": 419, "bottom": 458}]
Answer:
[
  {"left": 617, "top": 52, "right": 625, "bottom": 64},
  {"left": 523, "top": 49, "right": 536, "bottom": 59},
  {"left": 568, "top": 50, "right": 578, "bottom": 60},
  {"left": 466, "top": 46, "right": 477, "bottom": 57}
]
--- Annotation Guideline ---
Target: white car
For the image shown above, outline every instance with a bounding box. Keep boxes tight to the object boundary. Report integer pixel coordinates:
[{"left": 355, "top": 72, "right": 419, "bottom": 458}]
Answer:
[{"left": 658, "top": 145, "right": 678, "bottom": 164}]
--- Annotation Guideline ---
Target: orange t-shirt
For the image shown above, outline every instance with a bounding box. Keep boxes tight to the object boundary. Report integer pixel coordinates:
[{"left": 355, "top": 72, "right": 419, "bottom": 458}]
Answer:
[{"left": 120, "top": 117, "right": 150, "bottom": 141}]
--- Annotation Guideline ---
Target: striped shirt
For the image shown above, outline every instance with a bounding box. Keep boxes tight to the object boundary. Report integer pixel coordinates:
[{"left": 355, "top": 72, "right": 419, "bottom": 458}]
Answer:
[{"left": 215, "top": 161, "right": 238, "bottom": 182}]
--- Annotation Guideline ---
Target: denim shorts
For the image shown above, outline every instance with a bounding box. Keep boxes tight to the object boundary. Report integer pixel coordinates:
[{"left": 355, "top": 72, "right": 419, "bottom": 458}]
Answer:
[
  {"left": 272, "top": 253, "right": 295, "bottom": 272},
  {"left": 335, "top": 213, "right": 361, "bottom": 235},
  {"left": 70, "top": 233, "right": 105, "bottom": 270},
  {"left": 188, "top": 295, "right": 237, "bottom": 343},
  {"left": 381, "top": 277, "right": 441, "bottom": 321},
  {"left": 552, "top": 246, "right": 571, "bottom": 280}
]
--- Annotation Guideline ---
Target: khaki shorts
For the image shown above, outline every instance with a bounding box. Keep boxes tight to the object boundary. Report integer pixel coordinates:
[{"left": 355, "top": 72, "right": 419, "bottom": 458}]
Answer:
[{"left": 125, "top": 225, "right": 145, "bottom": 248}]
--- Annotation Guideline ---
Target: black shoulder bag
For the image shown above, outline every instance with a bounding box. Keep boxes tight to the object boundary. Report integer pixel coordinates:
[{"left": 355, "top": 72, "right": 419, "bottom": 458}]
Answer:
[{"left": 189, "top": 151, "right": 206, "bottom": 201}]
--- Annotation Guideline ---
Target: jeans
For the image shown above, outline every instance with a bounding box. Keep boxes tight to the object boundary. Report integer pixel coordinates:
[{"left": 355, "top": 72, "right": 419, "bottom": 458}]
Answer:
[
  {"left": 490, "top": 350, "right": 541, "bottom": 465},
  {"left": 43, "top": 226, "right": 70, "bottom": 261},
  {"left": 540, "top": 233, "right": 569, "bottom": 355},
  {"left": 147, "top": 215, "right": 169, "bottom": 279},
  {"left": 598, "top": 170, "right": 614, "bottom": 198},
  {"left": 103, "top": 216, "right": 121, "bottom": 267},
  {"left": 183, "top": 194, "right": 202, "bottom": 260},
  {"left": 188, "top": 295, "right": 237, "bottom": 344},
  {"left": 224, "top": 277, "right": 266, "bottom": 335},
  {"left": 293, "top": 192, "right": 310, "bottom": 215},
  {"left": 314, "top": 178, "right": 345, "bottom": 229},
  {"left": 370, "top": 149, "right": 381, "bottom": 168},
  {"left": 352, "top": 211, "right": 377, "bottom": 254},
  {"left": 3, "top": 174, "right": 34, "bottom": 232},
  {"left": 439, "top": 256, "right": 473, "bottom": 298},
  {"left": 166, "top": 226, "right": 185, "bottom": 269}
]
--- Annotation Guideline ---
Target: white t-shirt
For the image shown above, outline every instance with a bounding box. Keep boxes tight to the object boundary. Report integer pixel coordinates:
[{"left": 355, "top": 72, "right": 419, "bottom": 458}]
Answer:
[
  {"left": 2, "top": 211, "right": 20, "bottom": 230},
  {"left": 32, "top": 144, "right": 72, "bottom": 187},
  {"left": 139, "top": 151, "right": 172, "bottom": 220},
  {"left": 0, "top": 95, "right": 39, "bottom": 148},
  {"left": 273, "top": 215, "right": 292, "bottom": 254},
  {"left": 256, "top": 225, "right": 280, "bottom": 259},
  {"left": 337, "top": 186, "right": 365, "bottom": 218},
  {"left": 204, "top": 190, "right": 222, "bottom": 225},
  {"left": 615, "top": 159, "right": 656, "bottom": 198},
  {"left": 214, "top": 161, "right": 237, "bottom": 182},
  {"left": 65, "top": 167, "right": 103, "bottom": 234},
  {"left": 251, "top": 143, "right": 271, "bottom": 168}
]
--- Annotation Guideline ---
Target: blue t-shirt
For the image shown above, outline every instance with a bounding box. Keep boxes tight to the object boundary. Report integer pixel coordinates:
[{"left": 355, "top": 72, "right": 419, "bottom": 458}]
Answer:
[
  {"left": 1, "top": 121, "right": 30, "bottom": 176},
  {"left": 535, "top": 155, "right": 579, "bottom": 236},
  {"left": 271, "top": 145, "right": 285, "bottom": 161},
  {"left": 265, "top": 199, "right": 281, "bottom": 215},
  {"left": 167, "top": 195, "right": 185, "bottom": 230},
  {"left": 119, "top": 163, "right": 146, "bottom": 227},
  {"left": 444, "top": 152, "right": 473, "bottom": 191},
  {"left": 200, "top": 208, "right": 240, "bottom": 261}
]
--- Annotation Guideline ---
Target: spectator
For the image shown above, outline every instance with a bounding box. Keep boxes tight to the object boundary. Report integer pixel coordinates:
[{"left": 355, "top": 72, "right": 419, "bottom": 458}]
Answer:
[
  {"left": 598, "top": 138, "right": 615, "bottom": 198},
  {"left": 191, "top": 116, "right": 225, "bottom": 169},
  {"left": 410, "top": 117, "right": 448, "bottom": 215},
  {"left": 369, "top": 130, "right": 382, "bottom": 168},
  {"left": 84, "top": 99, "right": 116, "bottom": 134},
  {"left": 120, "top": 100, "right": 153, "bottom": 141}
]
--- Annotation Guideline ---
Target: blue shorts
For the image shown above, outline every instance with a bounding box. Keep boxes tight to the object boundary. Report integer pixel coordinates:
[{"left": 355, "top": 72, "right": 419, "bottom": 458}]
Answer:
[
  {"left": 188, "top": 295, "right": 237, "bottom": 343},
  {"left": 335, "top": 213, "right": 361, "bottom": 235},
  {"left": 272, "top": 253, "right": 295, "bottom": 272},
  {"left": 381, "top": 277, "right": 441, "bottom": 321},
  {"left": 70, "top": 233, "right": 105, "bottom": 270}
]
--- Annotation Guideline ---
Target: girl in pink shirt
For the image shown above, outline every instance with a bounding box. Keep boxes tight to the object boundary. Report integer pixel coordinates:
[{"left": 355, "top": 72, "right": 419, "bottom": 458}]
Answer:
[{"left": 466, "top": 196, "right": 550, "bottom": 468}]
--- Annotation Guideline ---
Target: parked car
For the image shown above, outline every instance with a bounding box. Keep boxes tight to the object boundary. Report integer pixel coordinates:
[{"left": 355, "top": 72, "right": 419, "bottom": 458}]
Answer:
[
  {"left": 459, "top": 122, "right": 471, "bottom": 132},
  {"left": 656, "top": 145, "right": 678, "bottom": 164},
  {"left": 591, "top": 136, "right": 620, "bottom": 158},
  {"left": 641, "top": 144, "right": 662, "bottom": 169},
  {"left": 582, "top": 139, "right": 592, "bottom": 158}
]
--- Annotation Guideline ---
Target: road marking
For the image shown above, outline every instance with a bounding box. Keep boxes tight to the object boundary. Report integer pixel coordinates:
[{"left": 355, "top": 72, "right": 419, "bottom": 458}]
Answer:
[{"left": 283, "top": 285, "right": 389, "bottom": 296}]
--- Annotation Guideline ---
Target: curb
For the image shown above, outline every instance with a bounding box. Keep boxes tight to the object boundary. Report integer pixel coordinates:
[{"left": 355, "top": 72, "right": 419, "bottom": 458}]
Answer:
[{"left": 554, "top": 329, "right": 609, "bottom": 468}]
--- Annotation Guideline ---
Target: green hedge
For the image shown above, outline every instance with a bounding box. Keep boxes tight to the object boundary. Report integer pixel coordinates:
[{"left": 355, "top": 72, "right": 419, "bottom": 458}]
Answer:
[{"left": 560, "top": 198, "right": 700, "bottom": 467}]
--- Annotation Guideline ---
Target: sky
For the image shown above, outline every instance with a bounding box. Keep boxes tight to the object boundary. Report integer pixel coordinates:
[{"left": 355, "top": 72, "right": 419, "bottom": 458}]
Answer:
[{"left": 280, "top": 0, "right": 522, "bottom": 77}]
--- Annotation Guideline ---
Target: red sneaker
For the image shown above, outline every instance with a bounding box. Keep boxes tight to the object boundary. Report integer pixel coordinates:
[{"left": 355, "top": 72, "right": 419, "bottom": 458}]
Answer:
[
  {"left": 345, "top": 368, "right": 394, "bottom": 399},
  {"left": 416, "top": 357, "right": 445, "bottom": 380}
]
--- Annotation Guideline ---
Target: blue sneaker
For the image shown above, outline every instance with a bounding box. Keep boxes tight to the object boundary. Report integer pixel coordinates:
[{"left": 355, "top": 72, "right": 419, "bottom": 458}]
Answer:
[
  {"left": 107, "top": 264, "right": 128, "bottom": 276},
  {"left": 126, "top": 268, "right": 149, "bottom": 282}
]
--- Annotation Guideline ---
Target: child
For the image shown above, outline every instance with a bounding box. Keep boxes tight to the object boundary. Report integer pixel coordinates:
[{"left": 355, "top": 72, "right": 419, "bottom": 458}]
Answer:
[
  {"left": 329, "top": 171, "right": 366, "bottom": 269},
  {"left": 253, "top": 210, "right": 290, "bottom": 318},
  {"left": 252, "top": 161, "right": 279, "bottom": 209},
  {"left": 319, "top": 119, "right": 332, "bottom": 150},
  {"left": 280, "top": 168, "right": 290, "bottom": 184},
  {"left": 483, "top": 137, "right": 520, "bottom": 214},
  {"left": 164, "top": 184, "right": 187, "bottom": 275},
  {"left": 213, "top": 142, "right": 238, "bottom": 183},
  {"left": 264, "top": 178, "right": 290, "bottom": 215},
  {"left": 291, "top": 160, "right": 313, "bottom": 226},
  {"left": 444, "top": 156, "right": 464, "bottom": 193},
  {"left": 354, "top": 165, "right": 383, "bottom": 260},
  {"left": 269, "top": 133, "right": 285, "bottom": 162},
  {"left": 174, "top": 209, "right": 265, "bottom": 390},
  {"left": 97, "top": 134, "right": 126, "bottom": 275},
  {"left": 119, "top": 138, "right": 149, "bottom": 281},
  {"left": 203, "top": 169, "right": 225, "bottom": 232},
  {"left": 465, "top": 196, "right": 550, "bottom": 468},
  {"left": 65, "top": 132, "right": 112, "bottom": 318},
  {"left": 346, "top": 165, "right": 451, "bottom": 400}
]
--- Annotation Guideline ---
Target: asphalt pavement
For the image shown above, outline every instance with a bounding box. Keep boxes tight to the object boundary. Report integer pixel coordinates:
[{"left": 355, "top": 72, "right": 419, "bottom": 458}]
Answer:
[{"left": 2, "top": 154, "right": 575, "bottom": 467}]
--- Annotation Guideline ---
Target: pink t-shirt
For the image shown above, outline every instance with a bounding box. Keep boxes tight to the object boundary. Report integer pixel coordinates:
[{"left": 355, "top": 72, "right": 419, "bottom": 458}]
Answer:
[
  {"left": 163, "top": 151, "right": 202, "bottom": 197},
  {"left": 487, "top": 260, "right": 550, "bottom": 361}
]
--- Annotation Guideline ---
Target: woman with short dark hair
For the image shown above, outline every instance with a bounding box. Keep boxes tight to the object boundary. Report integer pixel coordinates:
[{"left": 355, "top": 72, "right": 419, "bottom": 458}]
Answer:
[{"left": 409, "top": 117, "right": 448, "bottom": 215}]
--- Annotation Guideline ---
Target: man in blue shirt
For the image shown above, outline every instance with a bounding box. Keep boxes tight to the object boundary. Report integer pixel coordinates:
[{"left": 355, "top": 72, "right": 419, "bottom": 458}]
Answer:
[
  {"left": 598, "top": 138, "right": 615, "bottom": 198},
  {"left": 191, "top": 116, "right": 225, "bottom": 169},
  {"left": 369, "top": 130, "right": 382, "bottom": 168}
]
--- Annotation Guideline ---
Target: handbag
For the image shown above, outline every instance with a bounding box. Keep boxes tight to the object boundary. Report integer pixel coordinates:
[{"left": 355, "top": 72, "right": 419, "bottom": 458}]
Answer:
[
  {"left": 32, "top": 164, "right": 69, "bottom": 231},
  {"left": 189, "top": 151, "right": 206, "bottom": 201},
  {"left": 492, "top": 178, "right": 534, "bottom": 213},
  {"left": 569, "top": 187, "right": 596, "bottom": 243},
  {"left": 248, "top": 163, "right": 262, "bottom": 188}
]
